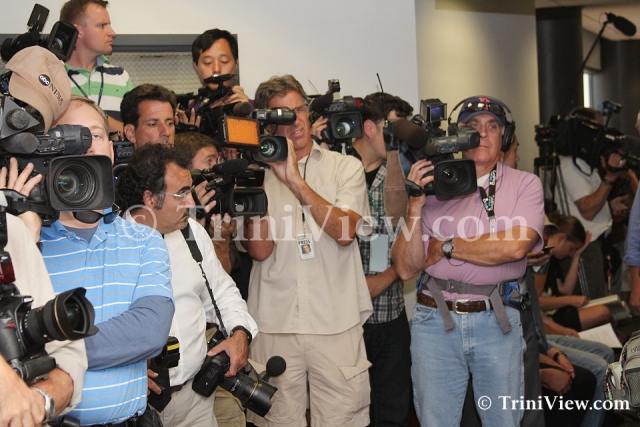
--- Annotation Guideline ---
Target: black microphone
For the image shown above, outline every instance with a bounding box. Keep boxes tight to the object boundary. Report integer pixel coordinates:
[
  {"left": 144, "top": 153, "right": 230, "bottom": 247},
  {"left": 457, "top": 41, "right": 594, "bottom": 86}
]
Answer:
[
  {"left": 232, "top": 101, "right": 253, "bottom": 117},
  {"left": 606, "top": 13, "right": 637, "bottom": 37},
  {"left": 260, "top": 356, "right": 286, "bottom": 382},
  {"left": 309, "top": 92, "right": 334, "bottom": 115},
  {"left": 391, "top": 119, "right": 430, "bottom": 150},
  {"left": 194, "top": 158, "right": 249, "bottom": 177},
  {"left": 1, "top": 132, "right": 38, "bottom": 154},
  {"left": 251, "top": 108, "right": 297, "bottom": 125}
]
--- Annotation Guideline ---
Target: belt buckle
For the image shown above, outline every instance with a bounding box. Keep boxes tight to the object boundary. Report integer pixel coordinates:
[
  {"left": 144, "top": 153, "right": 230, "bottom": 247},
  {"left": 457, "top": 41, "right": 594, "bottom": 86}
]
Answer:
[{"left": 453, "top": 299, "right": 470, "bottom": 314}]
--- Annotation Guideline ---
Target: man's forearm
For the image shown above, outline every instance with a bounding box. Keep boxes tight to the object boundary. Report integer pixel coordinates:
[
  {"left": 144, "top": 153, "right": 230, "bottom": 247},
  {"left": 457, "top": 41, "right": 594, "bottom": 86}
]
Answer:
[
  {"left": 36, "top": 367, "right": 73, "bottom": 417},
  {"left": 450, "top": 227, "right": 539, "bottom": 266},
  {"left": 243, "top": 216, "right": 274, "bottom": 261},
  {"left": 392, "top": 201, "right": 426, "bottom": 280},
  {"left": 574, "top": 181, "right": 613, "bottom": 221},
  {"left": 366, "top": 266, "right": 401, "bottom": 299}
]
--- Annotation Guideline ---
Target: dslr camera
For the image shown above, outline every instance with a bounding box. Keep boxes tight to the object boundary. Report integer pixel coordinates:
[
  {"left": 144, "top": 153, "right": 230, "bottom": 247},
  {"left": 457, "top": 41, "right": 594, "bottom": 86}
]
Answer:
[
  {"left": 192, "top": 329, "right": 277, "bottom": 417},
  {"left": 393, "top": 98, "right": 479, "bottom": 200},
  {"left": 0, "top": 251, "right": 97, "bottom": 383},
  {"left": 1, "top": 3, "right": 77, "bottom": 62}
]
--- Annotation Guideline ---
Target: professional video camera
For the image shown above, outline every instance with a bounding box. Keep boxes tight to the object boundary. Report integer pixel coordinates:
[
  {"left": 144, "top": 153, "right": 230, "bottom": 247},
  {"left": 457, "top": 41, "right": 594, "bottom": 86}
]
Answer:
[
  {"left": 219, "top": 112, "right": 290, "bottom": 164},
  {"left": 309, "top": 79, "right": 363, "bottom": 147},
  {"left": 0, "top": 257, "right": 97, "bottom": 383},
  {"left": 1, "top": 4, "right": 77, "bottom": 62},
  {"left": 0, "top": 120, "right": 115, "bottom": 225},
  {"left": 191, "top": 158, "right": 267, "bottom": 218},
  {"left": 192, "top": 329, "right": 278, "bottom": 417},
  {"left": 391, "top": 98, "right": 480, "bottom": 200}
]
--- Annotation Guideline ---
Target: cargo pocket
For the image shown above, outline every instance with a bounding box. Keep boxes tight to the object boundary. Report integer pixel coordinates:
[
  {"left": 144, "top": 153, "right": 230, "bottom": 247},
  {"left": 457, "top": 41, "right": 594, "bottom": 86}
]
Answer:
[{"left": 338, "top": 356, "right": 372, "bottom": 416}]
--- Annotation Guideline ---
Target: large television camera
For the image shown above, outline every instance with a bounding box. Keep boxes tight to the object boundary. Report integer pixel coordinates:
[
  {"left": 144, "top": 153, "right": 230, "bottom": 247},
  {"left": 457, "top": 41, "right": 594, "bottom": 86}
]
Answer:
[
  {"left": 391, "top": 98, "right": 480, "bottom": 200},
  {"left": 191, "top": 158, "right": 267, "bottom": 218},
  {"left": 0, "top": 256, "right": 97, "bottom": 383},
  {"left": 1, "top": 3, "right": 77, "bottom": 62},
  {"left": 535, "top": 100, "right": 639, "bottom": 175},
  {"left": 192, "top": 329, "right": 277, "bottom": 417},
  {"left": 310, "top": 79, "right": 363, "bottom": 146},
  {"left": 0, "top": 118, "right": 115, "bottom": 225}
]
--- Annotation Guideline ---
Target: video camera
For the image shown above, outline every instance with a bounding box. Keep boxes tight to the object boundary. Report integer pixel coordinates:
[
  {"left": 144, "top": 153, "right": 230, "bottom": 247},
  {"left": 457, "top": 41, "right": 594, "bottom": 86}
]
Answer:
[
  {"left": 391, "top": 98, "right": 479, "bottom": 200},
  {"left": 0, "top": 251, "right": 97, "bottom": 383},
  {"left": 1, "top": 4, "right": 77, "bottom": 62},
  {"left": 218, "top": 112, "right": 290, "bottom": 164},
  {"left": 0, "top": 118, "right": 115, "bottom": 225},
  {"left": 535, "top": 100, "right": 639, "bottom": 175},
  {"left": 192, "top": 329, "right": 277, "bottom": 417},
  {"left": 310, "top": 79, "right": 363, "bottom": 147},
  {"left": 191, "top": 158, "right": 267, "bottom": 218}
]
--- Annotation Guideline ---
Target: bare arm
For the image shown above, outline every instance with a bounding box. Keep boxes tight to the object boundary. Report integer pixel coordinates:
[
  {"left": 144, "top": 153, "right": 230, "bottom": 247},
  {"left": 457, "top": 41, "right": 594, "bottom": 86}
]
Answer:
[
  {"left": 391, "top": 159, "right": 434, "bottom": 280},
  {"left": 574, "top": 153, "right": 625, "bottom": 221},
  {"left": 366, "top": 266, "right": 401, "bottom": 299}
]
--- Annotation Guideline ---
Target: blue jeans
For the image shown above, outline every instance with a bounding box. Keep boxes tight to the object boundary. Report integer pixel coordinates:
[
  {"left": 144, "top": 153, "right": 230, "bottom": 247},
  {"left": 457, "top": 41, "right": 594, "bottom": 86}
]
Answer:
[
  {"left": 547, "top": 335, "right": 614, "bottom": 427},
  {"left": 410, "top": 304, "right": 525, "bottom": 427}
]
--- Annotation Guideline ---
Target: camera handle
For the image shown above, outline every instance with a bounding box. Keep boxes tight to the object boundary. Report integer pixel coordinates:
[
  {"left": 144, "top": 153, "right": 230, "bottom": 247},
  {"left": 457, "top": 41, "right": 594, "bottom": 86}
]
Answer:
[{"left": 179, "top": 223, "right": 229, "bottom": 337}]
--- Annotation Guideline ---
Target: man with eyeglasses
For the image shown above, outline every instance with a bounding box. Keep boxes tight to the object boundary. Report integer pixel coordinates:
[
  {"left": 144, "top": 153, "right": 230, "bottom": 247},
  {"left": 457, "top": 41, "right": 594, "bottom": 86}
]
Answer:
[
  {"left": 392, "top": 95, "right": 544, "bottom": 426},
  {"left": 117, "top": 143, "right": 257, "bottom": 427},
  {"left": 243, "top": 74, "right": 372, "bottom": 426},
  {"left": 8, "top": 96, "right": 175, "bottom": 426}
]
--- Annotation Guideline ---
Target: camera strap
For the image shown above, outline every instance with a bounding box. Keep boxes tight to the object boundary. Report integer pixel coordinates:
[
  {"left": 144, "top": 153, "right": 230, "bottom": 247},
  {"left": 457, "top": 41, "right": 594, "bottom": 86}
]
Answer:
[
  {"left": 477, "top": 165, "right": 497, "bottom": 233},
  {"left": 180, "top": 223, "right": 229, "bottom": 337}
]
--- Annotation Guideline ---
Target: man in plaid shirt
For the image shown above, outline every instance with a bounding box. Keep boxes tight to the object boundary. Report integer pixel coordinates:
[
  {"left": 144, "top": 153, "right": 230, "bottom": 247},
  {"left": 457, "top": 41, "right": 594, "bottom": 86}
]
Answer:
[{"left": 350, "top": 92, "right": 414, "bottom": 427}]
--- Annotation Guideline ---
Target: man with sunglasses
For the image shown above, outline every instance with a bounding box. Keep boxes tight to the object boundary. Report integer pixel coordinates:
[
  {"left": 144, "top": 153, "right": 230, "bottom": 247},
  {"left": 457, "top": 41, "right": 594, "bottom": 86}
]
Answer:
[
  {"left": 9, "top": 96, "right": 176, "bottom": 426},
  {"left": 243, "top": 75, "right": 372, "bottom": 426},
  {"left": 392, "top": 95, "right": 544, "bottom": 426},
  {"left": 116, "top": 143, "right": 257, "bottom": 427}
]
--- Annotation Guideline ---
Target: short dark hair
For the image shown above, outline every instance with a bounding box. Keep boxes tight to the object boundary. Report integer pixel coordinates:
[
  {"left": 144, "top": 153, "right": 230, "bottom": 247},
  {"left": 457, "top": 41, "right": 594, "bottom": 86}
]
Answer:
[
  {"left": 546, "top": 211, "right": 587, "bottom": 246},
  {"left": 191, "top": 29, "right": 238, "bottom": 63},
  {"left": 117, "top": 143, "right": 191, "bottom": 211},
  {"left": 120, "top": 84, "right": 177, "bottom": 127},
  {"left": 60, "top": 0, "right": 109, "bottom": 24},
  {"left": 254, "top": 75, "right": 307, "bottom": 110},
  {"left": 361, "top": 93, "right": 413, "bottom": 123},
  {"left": 174, "top": 132, "right": 219, "bottom": 163}
]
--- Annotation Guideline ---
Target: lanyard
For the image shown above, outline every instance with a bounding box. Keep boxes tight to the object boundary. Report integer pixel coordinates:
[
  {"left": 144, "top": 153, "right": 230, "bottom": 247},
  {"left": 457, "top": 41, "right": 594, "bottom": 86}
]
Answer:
[
  {"left": 477, "top": 165, "right": 497, "bottom": 233},
  {"left": 68, "top": 66, "right": 105, "bottom": 107}
]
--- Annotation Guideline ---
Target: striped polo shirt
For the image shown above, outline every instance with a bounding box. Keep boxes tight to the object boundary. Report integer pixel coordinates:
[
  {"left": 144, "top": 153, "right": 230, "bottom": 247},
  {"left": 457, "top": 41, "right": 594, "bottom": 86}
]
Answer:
[
  {"left": 40, "top": 217, "right": 173, "bottom": 425},
  {"left": 65, "top": 55, "right": 134, "bottom": 121}
]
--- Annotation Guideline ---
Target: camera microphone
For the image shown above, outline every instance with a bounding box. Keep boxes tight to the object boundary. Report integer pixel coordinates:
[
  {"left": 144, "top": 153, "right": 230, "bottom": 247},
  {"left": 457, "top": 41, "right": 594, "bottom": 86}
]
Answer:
[
  {"left": 260, "top": 356, "right": 286, "bottom": 382},
  {"left": 193, "top": 158, "right": 249, "bottom": 177},
  {"left": 391, "top": 119, "right": 430, "bottom": 150},
  {"left": 1, "top": 132, "right": 39, "bottom": 154},
  {"left": 309, "top": 92, "right": 334, "bottom": 115},
  {"left": 232, "top": 101, "right": 253, "bottom": 117}
]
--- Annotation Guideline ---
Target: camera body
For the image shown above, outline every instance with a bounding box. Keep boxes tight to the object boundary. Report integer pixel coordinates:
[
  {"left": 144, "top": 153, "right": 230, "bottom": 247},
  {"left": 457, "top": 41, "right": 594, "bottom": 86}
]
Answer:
[
  {"left": 0, "top": 273, "right": 97, "bottom": 383},
  {"left": 191, "top": 163, "right": 267, "bottom": 218},
  {"left": 396, "top": 98, "right": 479, "bottom": 200},
  {"left": 219, "top": 114, "right": 290, "bottom": 164},
  {"left": 312, "top": 79, "right": 364, "bottom": 146},
  {"left": 192, "top": 329, "right": 277, "bottom": 417}
]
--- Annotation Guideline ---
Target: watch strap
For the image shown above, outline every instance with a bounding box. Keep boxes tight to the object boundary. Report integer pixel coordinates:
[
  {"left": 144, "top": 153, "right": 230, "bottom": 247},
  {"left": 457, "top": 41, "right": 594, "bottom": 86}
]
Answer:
[{"left": 231, "top": 325, "right": 253, "bottom": 345}]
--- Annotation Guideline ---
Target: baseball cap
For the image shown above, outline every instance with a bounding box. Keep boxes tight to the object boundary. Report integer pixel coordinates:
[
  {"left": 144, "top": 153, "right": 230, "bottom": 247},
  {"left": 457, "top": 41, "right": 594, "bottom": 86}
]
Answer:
[
  {"left": 5, "top": 46, "right": 71, "bottom": 132},
  {"left": 457, "top": 96, "right": 508, "bottom": 128}
]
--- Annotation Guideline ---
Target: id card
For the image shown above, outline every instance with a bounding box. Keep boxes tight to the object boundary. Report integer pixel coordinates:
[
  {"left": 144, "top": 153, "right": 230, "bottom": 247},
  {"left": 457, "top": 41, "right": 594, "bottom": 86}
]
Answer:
[
  {"left": 297, "top": 234, "right": 315, "bottom": 260},
  {"left": 369, "top": 233, "right": 389, "bottom": 273}
]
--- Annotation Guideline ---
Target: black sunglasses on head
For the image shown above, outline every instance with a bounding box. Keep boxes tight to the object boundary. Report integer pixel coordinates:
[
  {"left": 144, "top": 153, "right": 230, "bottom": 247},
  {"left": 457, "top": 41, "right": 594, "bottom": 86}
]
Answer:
[
  {"left": 461, "top": 101, "right": 506, "bottom": 117},
  {"left": 73, "top": 205, "right": 121, "bottom": 224}
]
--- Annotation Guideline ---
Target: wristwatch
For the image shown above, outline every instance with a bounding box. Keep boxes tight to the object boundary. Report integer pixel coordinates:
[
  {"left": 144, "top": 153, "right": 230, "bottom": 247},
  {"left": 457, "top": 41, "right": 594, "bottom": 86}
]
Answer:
[
  {"left": 32, "top": 386, "right": 55, "bottom": 423},
  {"left": 441, "top": 238, "right": 454, "bottom": 260},
  {"left": 553, "top": 350, "right": 566, "bottom": 362},
  {"left": 231, "top": 325, "right": 253, "bottom": 345}
]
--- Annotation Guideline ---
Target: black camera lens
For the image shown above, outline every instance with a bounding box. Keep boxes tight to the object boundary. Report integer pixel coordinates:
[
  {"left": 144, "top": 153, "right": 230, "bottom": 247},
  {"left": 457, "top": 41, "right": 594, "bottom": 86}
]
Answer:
[
  {"left": 21, "top": 287, "right": 98, "bottom": 347},
  {"left": 220, "top": 371, "right": 277, "bottom": 417},
  {"left": 335, "top": 118, "right": 355, "bottom": 138},
  {"left": 433, "top": 159, "right": 477, "bottom": 200},
  {"left": 53, "top": 160, "right": 97, "bottom": 207}
]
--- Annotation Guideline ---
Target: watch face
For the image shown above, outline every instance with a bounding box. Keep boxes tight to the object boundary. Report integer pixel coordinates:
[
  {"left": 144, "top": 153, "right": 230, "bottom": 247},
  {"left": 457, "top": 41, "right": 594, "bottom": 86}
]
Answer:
[{"left": 442, "top": 240, "right": 454, "bottom": 258}]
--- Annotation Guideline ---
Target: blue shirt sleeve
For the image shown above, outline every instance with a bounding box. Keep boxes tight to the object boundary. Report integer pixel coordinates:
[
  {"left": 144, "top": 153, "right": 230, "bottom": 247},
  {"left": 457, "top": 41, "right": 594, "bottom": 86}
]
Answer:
[
  {"left": 625, "top": 185, "right": 640, "bottom": 266},
  {"left": 84, "top": 295, "right": 174, "bottom": 370}
]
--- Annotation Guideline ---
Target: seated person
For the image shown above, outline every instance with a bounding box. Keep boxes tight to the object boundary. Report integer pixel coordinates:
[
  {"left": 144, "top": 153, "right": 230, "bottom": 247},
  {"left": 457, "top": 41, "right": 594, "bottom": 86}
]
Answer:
[{"left": 538, "top": 213, "right": 612, "bottom": 331}]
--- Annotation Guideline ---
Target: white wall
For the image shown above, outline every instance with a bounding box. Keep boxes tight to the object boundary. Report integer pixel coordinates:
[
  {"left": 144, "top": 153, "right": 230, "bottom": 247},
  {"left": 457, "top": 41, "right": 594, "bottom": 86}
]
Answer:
[{"left": 0, "top": 0, "right": 420, "bottom": 107}]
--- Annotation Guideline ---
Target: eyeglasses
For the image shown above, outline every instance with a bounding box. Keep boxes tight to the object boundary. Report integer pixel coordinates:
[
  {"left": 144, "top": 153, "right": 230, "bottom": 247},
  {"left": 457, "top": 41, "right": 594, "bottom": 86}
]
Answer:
[
  {"left": 461, "top": 101, "right": 506, "bottom": 118},
  {"left": 164, "top": 185, "right": 195, "bottom": 201},
  {"left": 73, "top": 205, "right": 121, "bottom": 224},
  {"left": 292, "top": 105, "right": 309, "bottom": 116}
]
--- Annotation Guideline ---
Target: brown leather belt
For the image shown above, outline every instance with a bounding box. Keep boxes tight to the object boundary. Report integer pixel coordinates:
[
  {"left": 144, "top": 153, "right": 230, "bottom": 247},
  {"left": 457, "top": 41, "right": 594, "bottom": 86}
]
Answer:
[
  {"left": 417, "top": 292, "right": 493, "bottom": 314},
  {"left": 169, "top": 383, "right": 184, "bottom": 394}
]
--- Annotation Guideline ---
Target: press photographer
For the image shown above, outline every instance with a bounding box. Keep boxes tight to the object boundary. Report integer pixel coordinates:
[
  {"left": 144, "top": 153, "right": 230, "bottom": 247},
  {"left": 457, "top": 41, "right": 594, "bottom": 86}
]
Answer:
[
  {"left": 0, "top": 46, "right": 94, "bottom": 426},
  {"left": 545, "top": 105, "right": 632, "bottom": 299},
  {"left": 116, "top": 143, "right": 259, "bottom": 427}
]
